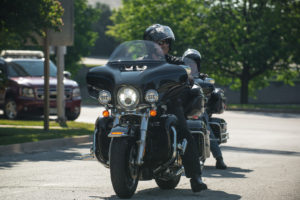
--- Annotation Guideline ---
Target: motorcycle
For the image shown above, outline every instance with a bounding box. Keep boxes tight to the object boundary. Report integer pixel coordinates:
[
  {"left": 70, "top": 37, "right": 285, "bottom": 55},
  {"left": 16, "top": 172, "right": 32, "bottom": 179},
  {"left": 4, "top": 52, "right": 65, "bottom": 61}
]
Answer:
[
  {"left": 183, "top": 56, "right": 229, "bottom": 152},
  {"left": 84, "top": 40, "right": 210, "bottom": 198}
]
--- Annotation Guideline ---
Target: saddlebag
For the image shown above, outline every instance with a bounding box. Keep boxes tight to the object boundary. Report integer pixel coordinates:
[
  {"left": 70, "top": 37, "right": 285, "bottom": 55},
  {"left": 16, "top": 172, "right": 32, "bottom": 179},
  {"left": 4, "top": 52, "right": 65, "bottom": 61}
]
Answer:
[
  {"left": 187, "top": 120, "right": 210, "bottom": 160},
  {"left": 209, "top": 117, "right": 229, "bottom": 144},
  {"left": 207, "top": 88, "right": 226, "bottom": 114}
]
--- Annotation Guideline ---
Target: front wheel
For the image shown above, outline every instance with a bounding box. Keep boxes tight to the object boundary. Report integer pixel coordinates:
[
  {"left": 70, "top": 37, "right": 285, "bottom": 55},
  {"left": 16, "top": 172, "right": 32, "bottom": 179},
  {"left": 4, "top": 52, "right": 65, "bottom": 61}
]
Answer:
[
  {"left": 110, "top": 138, "right": 139, "bottom": 199},
  {"left": 66, "top": 107, "right": 80, "bottom": 121},
  {"left": 4, "top": 99, "right": 18, "bottom": 120}
]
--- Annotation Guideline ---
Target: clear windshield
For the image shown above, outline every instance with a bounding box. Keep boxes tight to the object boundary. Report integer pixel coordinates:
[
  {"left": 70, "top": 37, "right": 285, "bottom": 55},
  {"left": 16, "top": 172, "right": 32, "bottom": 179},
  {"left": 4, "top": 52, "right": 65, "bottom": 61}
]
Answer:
[
  {"left": 7, "top": 60, "right": 57, "bottom": 77},
  {"left": 183, "top": 57, "right": 199, "bottom": 77},
  {"left": 108, "top": 40, "right": 166, "bottom": 63}
]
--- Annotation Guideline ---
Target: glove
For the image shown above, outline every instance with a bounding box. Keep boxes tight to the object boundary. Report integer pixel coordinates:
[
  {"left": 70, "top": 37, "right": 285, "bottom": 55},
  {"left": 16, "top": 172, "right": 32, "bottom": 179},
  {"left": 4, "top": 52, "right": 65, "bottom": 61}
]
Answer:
[{"left": 199, "top": 73, "right": 208, "bottom": 80}]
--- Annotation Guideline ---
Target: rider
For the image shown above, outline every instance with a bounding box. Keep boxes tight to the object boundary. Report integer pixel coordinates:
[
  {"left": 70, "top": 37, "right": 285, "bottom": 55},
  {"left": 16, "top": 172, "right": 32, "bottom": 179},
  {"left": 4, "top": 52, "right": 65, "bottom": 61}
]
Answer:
[
  {"left": 182, "top": 49, "right": 227, "bottom": 170},
  {"left": 144, "top": 24, "right": 207, "bottom": 192}
]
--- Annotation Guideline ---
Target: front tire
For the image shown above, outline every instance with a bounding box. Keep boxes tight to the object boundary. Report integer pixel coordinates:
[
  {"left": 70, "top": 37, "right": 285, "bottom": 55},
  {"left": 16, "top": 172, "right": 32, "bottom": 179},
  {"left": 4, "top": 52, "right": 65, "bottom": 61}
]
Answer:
[
  {"left": 66, "top": 107, "right": 80, "bottom": 121},
  {"left": 110, "top": 138, "right": 139, "bottom": 199},
  {"left": 155, "top": 174, "right": 181, "bottom": 190},
  {"left": 4, "top": 99, "right": 18, "bottom": 120}
]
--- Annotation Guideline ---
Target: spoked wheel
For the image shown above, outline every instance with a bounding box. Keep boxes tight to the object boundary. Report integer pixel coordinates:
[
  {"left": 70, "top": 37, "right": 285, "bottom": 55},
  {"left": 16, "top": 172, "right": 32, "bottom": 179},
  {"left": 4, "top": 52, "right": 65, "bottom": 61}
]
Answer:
[
  {"left": 4, "top": 99, "right": 18, "bottom": 120},
  {"left": 110, "top": 138, "right": 139, "bottom": 199}
]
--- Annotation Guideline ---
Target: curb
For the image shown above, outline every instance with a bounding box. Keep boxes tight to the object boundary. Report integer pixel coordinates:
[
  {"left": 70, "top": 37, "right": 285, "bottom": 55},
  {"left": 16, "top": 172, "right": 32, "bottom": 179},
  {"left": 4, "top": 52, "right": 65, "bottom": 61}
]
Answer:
[
  {"left": 0, "top": 135, "right": 93, "bottom": 157},
  {"left": 226, "top": 108, "right": 300, "bottom": 114}
]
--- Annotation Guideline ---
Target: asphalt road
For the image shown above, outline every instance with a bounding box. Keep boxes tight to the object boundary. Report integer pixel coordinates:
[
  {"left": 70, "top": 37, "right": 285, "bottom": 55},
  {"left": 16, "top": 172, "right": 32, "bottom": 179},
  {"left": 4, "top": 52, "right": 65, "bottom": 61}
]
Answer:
[{"left": 0, "top": 107, "right": 300, "bottom": 200}]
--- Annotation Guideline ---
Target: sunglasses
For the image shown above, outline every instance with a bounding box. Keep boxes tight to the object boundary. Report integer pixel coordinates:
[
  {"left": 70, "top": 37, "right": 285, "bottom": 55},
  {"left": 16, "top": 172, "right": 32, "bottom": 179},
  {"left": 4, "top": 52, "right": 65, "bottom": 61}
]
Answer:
[{"left": 157, "top": 40, "right": 169, "bottom": 46}]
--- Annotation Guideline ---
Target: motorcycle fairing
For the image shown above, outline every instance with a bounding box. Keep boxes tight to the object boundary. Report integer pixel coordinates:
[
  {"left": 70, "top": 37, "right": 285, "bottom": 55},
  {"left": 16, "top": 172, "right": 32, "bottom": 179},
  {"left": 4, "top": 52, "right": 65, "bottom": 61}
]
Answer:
[{"left": 86, "top": 62, "right": 188, "bottom": 105}]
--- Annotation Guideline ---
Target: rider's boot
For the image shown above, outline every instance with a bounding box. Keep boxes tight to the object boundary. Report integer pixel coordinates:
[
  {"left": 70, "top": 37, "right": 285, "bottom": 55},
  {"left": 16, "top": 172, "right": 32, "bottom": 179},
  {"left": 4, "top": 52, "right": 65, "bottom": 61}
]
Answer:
[
  {"left": 216, "top": 156, "right": 227, "bottom": 169},
  {"left": 190, "top": 175, "right": 207, "bottom": 192}
]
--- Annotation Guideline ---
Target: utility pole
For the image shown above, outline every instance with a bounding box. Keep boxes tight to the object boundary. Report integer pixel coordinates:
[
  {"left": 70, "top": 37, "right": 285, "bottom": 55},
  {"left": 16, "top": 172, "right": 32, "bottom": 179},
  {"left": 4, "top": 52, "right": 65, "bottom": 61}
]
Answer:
[
  {"left": 56, "top": 46, "right": 66, "bottom": 125},
  {"left": 44, "top": 29, "right": 50, "bottom": 131}
]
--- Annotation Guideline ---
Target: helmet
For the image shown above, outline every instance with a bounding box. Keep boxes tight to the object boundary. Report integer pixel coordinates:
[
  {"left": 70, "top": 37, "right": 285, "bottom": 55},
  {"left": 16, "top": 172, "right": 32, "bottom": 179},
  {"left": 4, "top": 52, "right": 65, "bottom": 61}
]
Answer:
[
  {"left": 182, "top": 49, "right": 202, "bottom": 72},
  {"left": 143, "top": 24, "right": 175, "bottom": 47}
]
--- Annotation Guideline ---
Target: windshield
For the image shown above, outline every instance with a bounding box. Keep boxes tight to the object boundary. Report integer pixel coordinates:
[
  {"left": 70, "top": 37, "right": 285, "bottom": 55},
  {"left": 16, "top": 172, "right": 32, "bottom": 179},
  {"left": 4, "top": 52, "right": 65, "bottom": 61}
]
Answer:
[
  {"left": 108, "top": 40, "right": 166, "bottom": 63},
  {"left": 7, "top": 60, "right": 57, "bottom": 77},
  {"left": 183, "top": 57, "right": 199, "bottom": 77}
]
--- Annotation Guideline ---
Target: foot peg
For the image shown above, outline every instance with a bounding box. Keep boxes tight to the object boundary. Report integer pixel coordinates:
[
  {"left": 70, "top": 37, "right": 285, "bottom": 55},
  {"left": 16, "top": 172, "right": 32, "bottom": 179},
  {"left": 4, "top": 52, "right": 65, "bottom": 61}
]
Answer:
[
  {"left": 80, "top": 147, "right": 95, "bottom": 160},
  {"left": 177, "top": 139, "right": 187, "bottom": 155}
]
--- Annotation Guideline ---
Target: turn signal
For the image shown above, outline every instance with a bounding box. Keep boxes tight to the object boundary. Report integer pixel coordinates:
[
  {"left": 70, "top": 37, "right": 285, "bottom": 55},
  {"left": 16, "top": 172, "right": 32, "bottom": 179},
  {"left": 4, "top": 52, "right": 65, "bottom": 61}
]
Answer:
[
  {"left": 150, "top": 109, "right": 157, "bottom": 117},
  {"left": 103, "top": 110, "right": 110, "bottom": 117},
  {"left": 111, "top": 132, "right": 123, "bottom": 135}
]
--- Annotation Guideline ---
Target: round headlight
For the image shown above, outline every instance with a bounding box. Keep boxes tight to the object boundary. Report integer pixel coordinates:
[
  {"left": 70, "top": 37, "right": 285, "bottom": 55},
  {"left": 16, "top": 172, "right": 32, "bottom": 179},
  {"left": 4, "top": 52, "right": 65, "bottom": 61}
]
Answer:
[
  {"left": 98, "top": 90, "right": 111, "bottom": 104},
  {"left": 145, "top": 89, "right": 158, "bottom": 103},
  {"left": 117, "top": 87, "right": 139, "bottom": 108}
]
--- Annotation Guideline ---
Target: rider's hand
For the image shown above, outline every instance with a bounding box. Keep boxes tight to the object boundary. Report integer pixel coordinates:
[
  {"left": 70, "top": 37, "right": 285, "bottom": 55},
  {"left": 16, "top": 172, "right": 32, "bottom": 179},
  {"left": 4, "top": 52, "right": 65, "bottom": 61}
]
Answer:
[{"left": 199, "top": 73, "right": 208, "bottom": 80}]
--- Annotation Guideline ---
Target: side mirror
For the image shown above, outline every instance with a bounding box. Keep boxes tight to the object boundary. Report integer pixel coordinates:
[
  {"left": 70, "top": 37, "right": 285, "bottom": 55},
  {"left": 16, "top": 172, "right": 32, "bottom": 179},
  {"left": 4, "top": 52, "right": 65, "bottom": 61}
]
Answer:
[{"left": 63, "top": 71, "right": 71, "bottom": 79}]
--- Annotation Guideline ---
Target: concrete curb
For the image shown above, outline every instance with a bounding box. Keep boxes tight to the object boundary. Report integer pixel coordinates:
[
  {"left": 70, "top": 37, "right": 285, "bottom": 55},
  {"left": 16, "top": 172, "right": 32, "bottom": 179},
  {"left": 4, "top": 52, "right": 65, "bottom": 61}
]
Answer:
[
  {"left": 227, "top": 108, "right": 300, "bottom": 114},
  {"left": 0, "top": 135, "right": 93, "bottom": 157}
]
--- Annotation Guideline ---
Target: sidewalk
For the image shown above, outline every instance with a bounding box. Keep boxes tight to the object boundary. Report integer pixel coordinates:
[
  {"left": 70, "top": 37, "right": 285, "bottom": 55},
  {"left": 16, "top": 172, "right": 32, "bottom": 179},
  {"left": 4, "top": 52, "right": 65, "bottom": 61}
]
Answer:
[{"left": 0, "top": 135, "right": 92, "bottom": 156}]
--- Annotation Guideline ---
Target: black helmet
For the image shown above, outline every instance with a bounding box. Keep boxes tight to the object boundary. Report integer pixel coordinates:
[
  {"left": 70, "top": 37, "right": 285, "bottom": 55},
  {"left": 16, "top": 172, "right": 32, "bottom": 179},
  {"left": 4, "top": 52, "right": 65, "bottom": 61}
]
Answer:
[
  {"left": 143, "top": 24, "right": 175, "bottom": 47},
  {"left": 182, "top": 49, "right": 202, "bottom": 72}
]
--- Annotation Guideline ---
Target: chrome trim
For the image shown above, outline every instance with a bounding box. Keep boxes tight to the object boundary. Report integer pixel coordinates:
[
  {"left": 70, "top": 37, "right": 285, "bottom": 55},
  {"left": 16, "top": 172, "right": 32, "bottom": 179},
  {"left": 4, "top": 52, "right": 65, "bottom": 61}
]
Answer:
[{"left": 136, "top": 112, "right": 149, "bottom": 165}]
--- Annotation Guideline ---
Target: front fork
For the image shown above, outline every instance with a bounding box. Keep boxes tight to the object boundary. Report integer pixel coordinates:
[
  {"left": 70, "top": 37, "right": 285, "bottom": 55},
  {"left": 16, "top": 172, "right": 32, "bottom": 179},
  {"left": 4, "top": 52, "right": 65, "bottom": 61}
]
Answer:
[
  {"left": 110, "top": 112, "right": 149, "bottom": 166},
  {"left": 136, "top": 113, "right": 149, "bottom": 165}
]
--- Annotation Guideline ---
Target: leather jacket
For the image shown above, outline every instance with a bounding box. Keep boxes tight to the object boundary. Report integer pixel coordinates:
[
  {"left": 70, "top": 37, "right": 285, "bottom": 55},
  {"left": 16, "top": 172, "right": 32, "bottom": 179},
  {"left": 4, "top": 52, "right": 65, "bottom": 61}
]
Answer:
[{"left": 165, "top": 54, "right": 184, "bottom": 65}]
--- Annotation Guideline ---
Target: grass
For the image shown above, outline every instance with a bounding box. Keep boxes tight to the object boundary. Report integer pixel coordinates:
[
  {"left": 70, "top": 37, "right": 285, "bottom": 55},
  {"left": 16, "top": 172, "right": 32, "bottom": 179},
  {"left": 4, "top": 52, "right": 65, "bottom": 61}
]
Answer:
[
  {"left": 227, "top": 104, "right": 300, "bottom": 111},
  {"left": 0, "top": 120, "right": 94, "bottom": 146}
]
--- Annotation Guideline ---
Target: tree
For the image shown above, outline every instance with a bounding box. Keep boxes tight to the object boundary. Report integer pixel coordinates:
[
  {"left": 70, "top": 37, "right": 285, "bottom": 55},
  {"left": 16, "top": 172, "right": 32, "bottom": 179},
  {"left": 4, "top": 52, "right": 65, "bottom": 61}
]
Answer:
[
  {"left": 91, "top": 3, "right": 119, "bottom": 56},
  {"left": 200, "top": 0, "right": 300, "bottom": 103},
  {"left": 107, "top": 0, "right": 205, "bottom": 55},
  {"left": 64, "top": 0, "right": 100, "bottom": 75},
  {"left": 107, "top": 0, "right": 300, "bottom": 104},
  {"left": 0, "top": 0, "right": 63, "bottom": 51}
]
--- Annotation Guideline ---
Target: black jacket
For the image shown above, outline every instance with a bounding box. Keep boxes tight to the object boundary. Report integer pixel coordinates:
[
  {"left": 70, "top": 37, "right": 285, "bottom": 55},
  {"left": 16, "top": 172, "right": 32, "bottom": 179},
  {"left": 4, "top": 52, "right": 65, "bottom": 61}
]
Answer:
[{"left": 165, "top": 54, "right": 184, "bottom": 65}]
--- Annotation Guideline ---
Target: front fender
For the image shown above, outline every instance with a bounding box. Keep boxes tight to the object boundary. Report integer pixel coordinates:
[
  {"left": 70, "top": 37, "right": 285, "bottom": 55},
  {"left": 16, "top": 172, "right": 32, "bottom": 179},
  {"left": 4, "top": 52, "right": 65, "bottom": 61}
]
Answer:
[{"left": 108, "top": 126, "right": 131, "bottom": 137}]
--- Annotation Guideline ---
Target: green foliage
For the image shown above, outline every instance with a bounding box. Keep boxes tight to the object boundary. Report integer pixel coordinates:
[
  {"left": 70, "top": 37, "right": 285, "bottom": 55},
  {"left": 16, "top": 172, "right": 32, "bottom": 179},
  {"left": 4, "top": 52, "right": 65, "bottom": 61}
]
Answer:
[
  {"left": 0, "top": 0, "right": 63, "bottom": 51},
  {"left": 199, "top": 0, "right": 300, "bottom": 102},
  {"left": 64, "top": 0, "right": 100, "bottom": 76},
  {"left": 91, "top": 3, "right": 119, "bottom": 56},
  {"left": 107, "top": 0, "right": 205, "bottom": 55},
  {"left": 107, "top": 0, "right": 300, "bottom": 103}
]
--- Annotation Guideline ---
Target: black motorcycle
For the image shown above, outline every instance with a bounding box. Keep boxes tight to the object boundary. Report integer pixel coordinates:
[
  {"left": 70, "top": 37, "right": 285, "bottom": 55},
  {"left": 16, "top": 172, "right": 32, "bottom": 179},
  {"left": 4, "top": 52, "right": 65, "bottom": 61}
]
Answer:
[
  {"left": 85, "top": 40, "right": 210, "bottom": 198},
  {"left": 183, "top": 56, "right": 229, "bottom": 166},
  {"left": 194, "top": 77, "right": 229, "bottom": 144}
]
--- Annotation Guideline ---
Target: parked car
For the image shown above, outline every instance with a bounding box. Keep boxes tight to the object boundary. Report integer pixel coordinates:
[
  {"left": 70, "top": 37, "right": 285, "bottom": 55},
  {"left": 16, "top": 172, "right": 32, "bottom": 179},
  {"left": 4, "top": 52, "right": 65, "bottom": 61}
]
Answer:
[{"left": 0, "top": 50, "right": 81, "bottom": 120}]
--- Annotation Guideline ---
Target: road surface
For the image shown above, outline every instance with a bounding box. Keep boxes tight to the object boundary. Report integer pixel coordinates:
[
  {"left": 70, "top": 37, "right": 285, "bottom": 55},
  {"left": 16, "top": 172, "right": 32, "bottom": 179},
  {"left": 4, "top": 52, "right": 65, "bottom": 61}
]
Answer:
[{"left": 0, "top": 108, "right": 300, "bottom": 199}]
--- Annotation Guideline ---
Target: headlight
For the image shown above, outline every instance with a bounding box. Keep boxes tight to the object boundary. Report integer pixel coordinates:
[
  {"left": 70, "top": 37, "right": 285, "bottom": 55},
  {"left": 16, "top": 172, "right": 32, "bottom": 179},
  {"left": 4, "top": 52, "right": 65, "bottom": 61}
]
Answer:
[
  {"left": 21, "top": 87, "right": 34, "bottom": 98},
  {"left": 117, "top": 87, "right": 139, "bottom": 108},
  {"left": 145, "top": 89, "right": 158, "bottom": 103},
  {"left": 72, "top": 87, "right": 81, "bottom": 98},
  {"left": 98, "top": 90, "right": 111, "bottom": 105}
]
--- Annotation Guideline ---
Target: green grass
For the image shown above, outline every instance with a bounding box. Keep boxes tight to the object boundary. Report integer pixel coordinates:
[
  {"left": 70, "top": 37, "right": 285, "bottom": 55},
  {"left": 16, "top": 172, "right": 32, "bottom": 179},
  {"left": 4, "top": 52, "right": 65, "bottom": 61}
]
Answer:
[
  {"left": 0, "top": 120, "right": 94, "bottom": 146},
  {"left": 227, "top": 104, "right": 300, "bottom": 110}
]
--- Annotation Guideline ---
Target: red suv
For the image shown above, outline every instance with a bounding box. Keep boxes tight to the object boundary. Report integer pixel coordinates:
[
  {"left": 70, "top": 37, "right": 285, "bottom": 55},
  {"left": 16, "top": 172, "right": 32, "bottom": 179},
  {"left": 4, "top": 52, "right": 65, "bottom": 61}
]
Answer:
[{"left": 0, "top": 50, "right": 81, "bottom": 120}]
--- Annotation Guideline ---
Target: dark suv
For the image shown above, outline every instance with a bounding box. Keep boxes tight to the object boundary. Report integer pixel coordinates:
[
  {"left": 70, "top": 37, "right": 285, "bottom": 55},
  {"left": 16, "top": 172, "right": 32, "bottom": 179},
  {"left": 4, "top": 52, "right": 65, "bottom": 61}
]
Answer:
[{"left": 0, "top": 50, "right": 81, "bottom": 120}]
